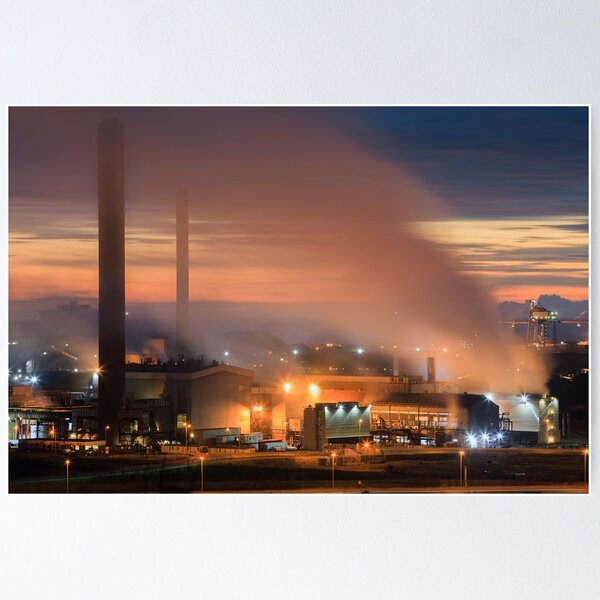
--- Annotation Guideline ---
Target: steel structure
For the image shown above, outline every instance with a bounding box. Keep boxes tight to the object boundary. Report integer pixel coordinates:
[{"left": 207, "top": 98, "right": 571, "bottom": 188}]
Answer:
[{"left": 500, "top": 299, "right": 587, "bottom": 347}]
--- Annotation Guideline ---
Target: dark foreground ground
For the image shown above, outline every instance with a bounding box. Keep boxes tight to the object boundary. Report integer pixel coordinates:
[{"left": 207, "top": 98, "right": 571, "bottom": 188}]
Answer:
[{"left": 8, "top": 447, "right": 589, "bottom": 494}]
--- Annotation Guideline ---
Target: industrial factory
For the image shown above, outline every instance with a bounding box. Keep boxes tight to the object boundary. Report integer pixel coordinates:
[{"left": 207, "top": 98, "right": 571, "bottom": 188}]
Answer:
[{"left": 8, "top": 118, "right": 573, "bottom": 456}]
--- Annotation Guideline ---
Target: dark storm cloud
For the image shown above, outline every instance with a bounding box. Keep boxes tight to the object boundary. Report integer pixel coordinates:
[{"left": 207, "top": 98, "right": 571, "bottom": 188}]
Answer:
[
  {"left": 329, "top": 107, "right": 588, "bottom": 217},
  {"left": 9, "top": 106, "right": 588, "bottom": 234}
]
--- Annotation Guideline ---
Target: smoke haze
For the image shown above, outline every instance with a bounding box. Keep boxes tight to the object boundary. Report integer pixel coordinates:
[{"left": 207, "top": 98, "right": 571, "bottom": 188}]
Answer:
[{"left": 9, "top": 108, "right": 551, "bottom": 392}]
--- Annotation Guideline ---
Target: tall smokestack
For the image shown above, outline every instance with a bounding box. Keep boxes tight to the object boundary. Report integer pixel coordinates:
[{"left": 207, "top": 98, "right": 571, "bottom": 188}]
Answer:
[
  {"left": 392, "top": 354, "right": 400, "bottom": 377},
  {"left": 427, "top": 356, "right": 436, "bottom": 384},
  {"left": 176, "top": 187, "right": 189, "bottom": 356},
  {"left": 98, "top": 120, "right": 125, "bottom": 445}
]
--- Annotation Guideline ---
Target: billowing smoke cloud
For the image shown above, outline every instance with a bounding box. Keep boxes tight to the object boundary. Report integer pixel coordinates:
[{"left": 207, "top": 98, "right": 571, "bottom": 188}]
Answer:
[
  {"left": 10, "top": 108, "right": 549, "bottom": 392},
  {"left": 124, "top": 109, "right": 547, "bottom": 393}
]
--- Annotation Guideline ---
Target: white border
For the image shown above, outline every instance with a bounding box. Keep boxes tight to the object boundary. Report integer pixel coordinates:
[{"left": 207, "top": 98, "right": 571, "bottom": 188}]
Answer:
[{"left": 1, "top": 3, "right": 598, "bottom": 599}]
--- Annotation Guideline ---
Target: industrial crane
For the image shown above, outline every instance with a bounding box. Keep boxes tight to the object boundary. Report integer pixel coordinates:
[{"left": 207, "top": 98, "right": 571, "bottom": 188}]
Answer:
[{"left": 500, "top": 299, "right": 587, "bottom": 347}]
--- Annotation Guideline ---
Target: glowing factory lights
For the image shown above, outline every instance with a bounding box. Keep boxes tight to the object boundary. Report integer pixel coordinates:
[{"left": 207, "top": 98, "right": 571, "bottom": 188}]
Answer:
[
  {"left": 356, "top": 347, "right": 364, "bottom": 355},
  {"left": 292, "top": 349, "right": 299, "bottom": 355},
  {"left": 283, "top": 382, "right": 292, "bottom": 393},
  {"left": 308, "top": 383, "right": 320, "bottom": 397},
  {"left": 466, "top": 433, "right": 478, "bottom": 448},
  {"left": 485, "top": 393, "right": 494, "bottom": 402},
  {"left": 224, "top": 351, "right": 230, "bottom": 357}
]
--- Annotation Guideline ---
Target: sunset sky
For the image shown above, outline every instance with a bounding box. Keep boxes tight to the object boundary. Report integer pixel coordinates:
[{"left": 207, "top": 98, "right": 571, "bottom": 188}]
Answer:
[{"left": 9, "top": 107, "right": 588, "bottom": 305}]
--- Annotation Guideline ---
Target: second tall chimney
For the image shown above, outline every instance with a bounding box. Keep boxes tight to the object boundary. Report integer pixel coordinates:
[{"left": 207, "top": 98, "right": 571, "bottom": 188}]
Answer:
[{"left": 176, "top": 187, "right": 189, "bottom": 356}]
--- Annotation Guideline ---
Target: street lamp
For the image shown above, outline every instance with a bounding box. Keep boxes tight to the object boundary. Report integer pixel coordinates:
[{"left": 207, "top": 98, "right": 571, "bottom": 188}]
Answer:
[
  {"left": 65, "top": 459, "right": 71, "bottom": 494},
  {"left": 184, "top": 422, "right": 191, "bottom": 452},
  {"left": 51, "top": 426, "right": 57, "bottom": 452},
  {"left": 358, "top": 418, "right": 363, "bottom": 444},
  {"left": 331, "top": 452, "right": 336, "bottom": 490},
  {"left": 584, "top": 448, "right": 589, "bottom": 485},
  {"left": 459, "top": 450, "right": 465, "bottom": 487},
  {"left": 200, "top": 456, "right": 205, "bottom": 493}
]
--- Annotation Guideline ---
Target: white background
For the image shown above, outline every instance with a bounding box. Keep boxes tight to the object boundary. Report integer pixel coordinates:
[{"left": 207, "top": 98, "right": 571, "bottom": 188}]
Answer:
[{"left": 0, "top": 2, "right": 597, "bottom": 598}]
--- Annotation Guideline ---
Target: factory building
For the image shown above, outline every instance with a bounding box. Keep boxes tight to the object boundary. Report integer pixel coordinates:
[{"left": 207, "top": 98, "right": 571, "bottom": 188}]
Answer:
[
  {"left": 125, "top": 362, "right": 289, "bottom": 444},
  {"left": 9, "top": 384, "right": 80, "bottom": 442},
  {"left": 494, "top": 394, "right": 559, "bottom": 445},
  {"left": 301, "top": 393, "right": 500, "bottom": 450},
  {"left": 126, "top": 362, "right": 253, "bottom": 433},
  {"left": 303, "top": 402, "right": 371, "bottom": 450},
  {"left": 370, "top": 393, "right": 499, "bottom": 446}
]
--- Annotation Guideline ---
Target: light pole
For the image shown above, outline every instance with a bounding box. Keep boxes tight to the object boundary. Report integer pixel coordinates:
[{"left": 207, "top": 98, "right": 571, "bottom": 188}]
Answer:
[
  {"left": 105, "top": 424, "right": 110, "bottom": 451},
  {"left": 584, "top": 448, "right": 589, "bottom": 485},
  {"left": 358, "top": 418, "right": 363, "bottom": 445},
  {"left": 65, "top": 459, "right": 71, "bottom": 494},
  {"left": 184, "top": 422, "right": 191, "bottom": 452},
  {"left": 200, "top": 456, "right": 205, "bottom": 493},
  {"left": 331, "top": 452, "right": 336, "bottom": 490},
  {"left": 51, "top": 426, "right": 57, "bottom": 452},
  {"left": 459, "top": 450, "right": 465, "bottom": 487}
]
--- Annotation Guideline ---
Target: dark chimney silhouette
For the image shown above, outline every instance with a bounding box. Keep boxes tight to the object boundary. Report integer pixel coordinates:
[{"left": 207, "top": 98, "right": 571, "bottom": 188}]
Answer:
[
  {"left": 427, "top": 356, "right": 436, "bottom": 384},
  {"left": 97, "top": 120, "right": 125, "bottom": 445}
]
